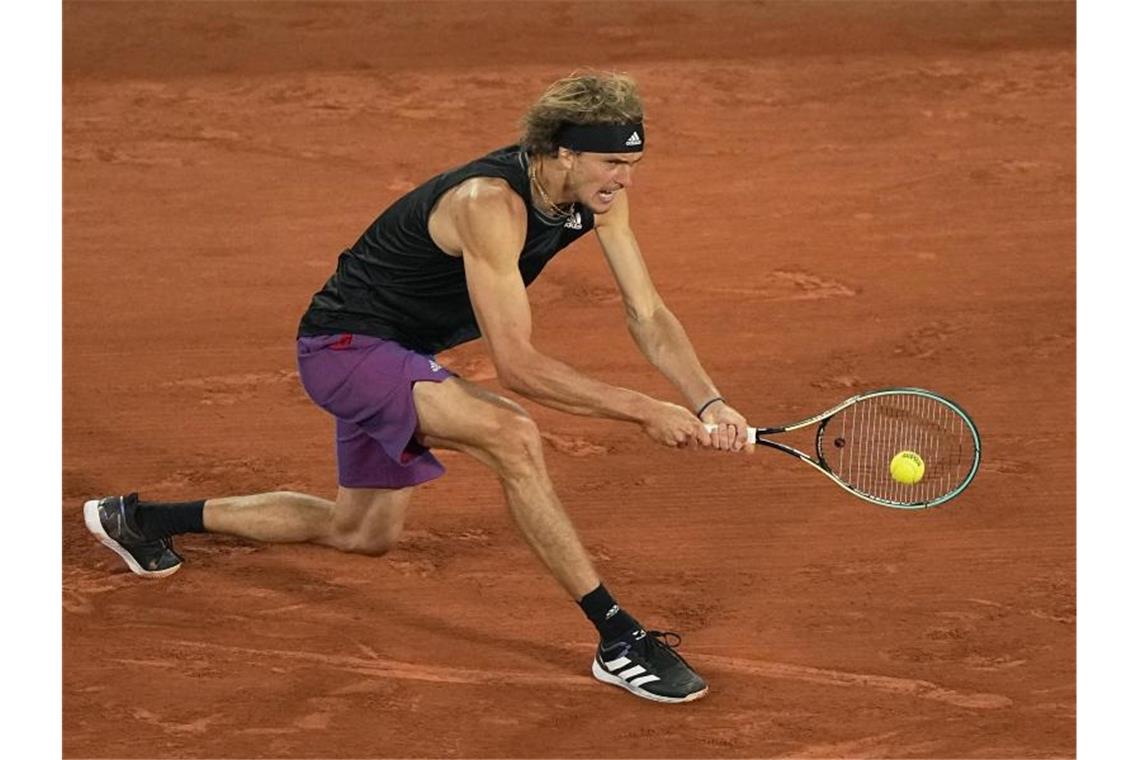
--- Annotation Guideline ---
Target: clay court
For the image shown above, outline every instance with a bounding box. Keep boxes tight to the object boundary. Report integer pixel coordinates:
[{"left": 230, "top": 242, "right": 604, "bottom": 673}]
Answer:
[{"left": 62, "top": 1, "right": 1075, "bottom": 757}]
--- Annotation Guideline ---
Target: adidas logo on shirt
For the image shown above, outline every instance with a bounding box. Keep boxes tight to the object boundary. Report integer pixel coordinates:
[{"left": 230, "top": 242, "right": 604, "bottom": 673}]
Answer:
[
  {"left": 564, "top": 211, "right": 582, "bottom": 230},
  {"left": 625, "top": 131, "right": 642, "bottom": 147}
]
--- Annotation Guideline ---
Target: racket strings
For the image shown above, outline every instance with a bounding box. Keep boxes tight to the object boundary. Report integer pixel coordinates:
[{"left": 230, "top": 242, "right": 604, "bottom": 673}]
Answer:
[{"left": 824, "top": 394, "right": 976, "bottom": 505}]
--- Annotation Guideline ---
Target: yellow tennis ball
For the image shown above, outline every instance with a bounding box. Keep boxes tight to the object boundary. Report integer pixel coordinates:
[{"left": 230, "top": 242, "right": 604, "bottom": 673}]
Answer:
[{"left": 890, "top": 450, "right": 925, "bottom": 485}]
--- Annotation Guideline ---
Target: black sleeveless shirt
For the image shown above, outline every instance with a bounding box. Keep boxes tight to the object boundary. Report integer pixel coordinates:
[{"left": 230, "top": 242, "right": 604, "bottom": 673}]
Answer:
[{"left": 297, "top": 145, "right": 596, "bottom": 354}]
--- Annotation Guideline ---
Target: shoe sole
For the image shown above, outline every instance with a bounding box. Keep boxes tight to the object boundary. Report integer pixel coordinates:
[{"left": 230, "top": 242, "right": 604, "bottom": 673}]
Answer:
[
  {"left": 591, "top": 659, "right": 709, "bottom": 704},
  {"left": 83, "top": 499, "right": 181, "bottom": 579}
]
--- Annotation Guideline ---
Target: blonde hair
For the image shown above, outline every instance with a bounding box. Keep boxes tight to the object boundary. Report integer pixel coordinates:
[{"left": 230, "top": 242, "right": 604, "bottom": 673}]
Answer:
[{"left": 520, "top": 72, "right": 644, "bottom": 156}]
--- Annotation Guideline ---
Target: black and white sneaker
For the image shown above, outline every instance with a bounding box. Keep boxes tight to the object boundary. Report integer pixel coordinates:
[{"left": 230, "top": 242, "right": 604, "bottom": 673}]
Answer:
[
  {"left": 83, "top": 493, "right": 182, "bottom": 578},
  {"left": 592, "top": 629, "right": 708, "bottom": 703}
]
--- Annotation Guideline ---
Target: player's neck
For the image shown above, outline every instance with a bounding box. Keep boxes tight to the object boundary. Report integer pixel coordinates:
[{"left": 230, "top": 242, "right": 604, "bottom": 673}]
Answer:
[{"left": 530, "top": 156, "right": 574, "bottom": 214}]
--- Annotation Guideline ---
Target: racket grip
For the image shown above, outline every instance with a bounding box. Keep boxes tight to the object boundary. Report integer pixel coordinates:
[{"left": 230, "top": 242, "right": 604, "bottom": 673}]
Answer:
[{"left": 703, "top": 423, "right": 758, "bottom": 440}]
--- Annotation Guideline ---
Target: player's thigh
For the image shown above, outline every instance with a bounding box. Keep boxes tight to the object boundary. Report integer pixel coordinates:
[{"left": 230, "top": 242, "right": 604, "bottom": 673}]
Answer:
[
  {"left": 331, "top": 485, "right": 416, "bottom": 541},
  {"left": 412, "top": 375, "right": 529, "bottom": 453}
]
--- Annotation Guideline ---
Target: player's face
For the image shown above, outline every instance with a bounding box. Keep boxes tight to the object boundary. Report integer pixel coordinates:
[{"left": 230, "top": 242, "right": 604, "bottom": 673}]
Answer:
[{"left": 565, "top": 150, "right": 643, "bottom": 213}]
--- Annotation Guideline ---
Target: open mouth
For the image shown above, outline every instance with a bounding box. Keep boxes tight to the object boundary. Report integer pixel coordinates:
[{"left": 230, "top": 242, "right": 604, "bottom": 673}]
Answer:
[{"left": 598, "top": 188, "right": 619, "bottom": 203}]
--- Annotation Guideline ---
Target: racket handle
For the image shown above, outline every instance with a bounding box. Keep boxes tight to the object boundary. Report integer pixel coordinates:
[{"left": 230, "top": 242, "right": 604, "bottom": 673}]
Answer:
[{"left": 703, "top": 423, "right": 758, "bottom": 440}]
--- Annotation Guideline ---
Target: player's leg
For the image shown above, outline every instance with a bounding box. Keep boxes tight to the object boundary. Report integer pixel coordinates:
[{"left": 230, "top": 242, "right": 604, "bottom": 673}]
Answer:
[
  {"left": 83, "top": 486, "right": 415, "bottom": 578},
  {"left": 203, "top": 485, "right": 414, "bottom": 555},
  {"left": 411, "top": 375, "right": 598, "bottom": 599},
  {"left": 85, "top": 333, "right": 441, "bottom": 577},
  {"left": 411, "top": 375, "right": 708, "bottom": 703}
]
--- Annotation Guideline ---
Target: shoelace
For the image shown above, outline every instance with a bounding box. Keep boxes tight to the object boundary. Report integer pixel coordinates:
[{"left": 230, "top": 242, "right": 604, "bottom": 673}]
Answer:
[
  {"left": 646, "top": 630, "right": 683, "bottom": 648},
  {"left": 638, "top": 630, "right": 699, "bottom": 670}
]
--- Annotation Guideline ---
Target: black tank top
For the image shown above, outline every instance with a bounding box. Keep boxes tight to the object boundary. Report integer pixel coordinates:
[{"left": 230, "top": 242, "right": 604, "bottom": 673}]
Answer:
[{"left": 297, "top": 145, "right": 596, "bottom": 354}]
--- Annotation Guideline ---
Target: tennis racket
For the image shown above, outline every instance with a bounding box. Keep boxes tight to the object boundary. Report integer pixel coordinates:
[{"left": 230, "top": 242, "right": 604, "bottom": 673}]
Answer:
[{"left": 706, "top": 387, "right": 981, "bottom": 509}]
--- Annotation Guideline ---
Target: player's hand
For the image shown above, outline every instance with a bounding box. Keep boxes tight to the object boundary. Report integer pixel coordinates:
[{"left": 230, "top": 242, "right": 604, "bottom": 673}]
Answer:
[
  {"left": 699, "top": 400, "right": 754, "bottom": 453},
  {"left": 639, "top": 400, "right": 711, "bottom": 448}
]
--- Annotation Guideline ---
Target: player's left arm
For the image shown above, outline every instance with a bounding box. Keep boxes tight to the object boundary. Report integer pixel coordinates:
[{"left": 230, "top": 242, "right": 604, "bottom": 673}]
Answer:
[{"left": 594, "top": 192, "right": 751, "bottom": 451}]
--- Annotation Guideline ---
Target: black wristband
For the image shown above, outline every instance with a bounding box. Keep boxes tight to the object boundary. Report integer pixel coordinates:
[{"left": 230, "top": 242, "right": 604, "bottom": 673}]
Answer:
[{"left": 696, "top": 396, "right": 724, "bottom": 418}]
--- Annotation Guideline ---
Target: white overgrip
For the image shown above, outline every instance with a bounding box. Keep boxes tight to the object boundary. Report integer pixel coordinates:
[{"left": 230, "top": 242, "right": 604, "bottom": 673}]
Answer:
[{"left": 703, "top": 423, "right": 758, "bottom": 439}]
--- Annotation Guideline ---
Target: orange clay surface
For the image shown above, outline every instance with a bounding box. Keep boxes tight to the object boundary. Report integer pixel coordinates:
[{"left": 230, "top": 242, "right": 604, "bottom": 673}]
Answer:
[{"left": 62, "top": 2, "right": 1075, "bottom": 757}]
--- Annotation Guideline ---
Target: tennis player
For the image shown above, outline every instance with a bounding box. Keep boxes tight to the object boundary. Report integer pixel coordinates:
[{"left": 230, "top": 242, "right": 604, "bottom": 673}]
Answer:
[{"left": 85, "top": 72, "right": 751, "bottom": 704}]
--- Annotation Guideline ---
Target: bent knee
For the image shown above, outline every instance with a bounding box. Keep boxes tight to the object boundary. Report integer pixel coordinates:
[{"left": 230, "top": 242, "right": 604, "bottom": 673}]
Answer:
[
  {"left": 486, "top": 412, "right": 545, "bottom": 478},
  {"left": 333, "top": 533, "right": 398, "bottom": 557},
  {"left": 329, "top": 525, "right": 402, "bottom": 557},
  {"left": 346, "top": 539, "right": 396, "bottom": 557}
]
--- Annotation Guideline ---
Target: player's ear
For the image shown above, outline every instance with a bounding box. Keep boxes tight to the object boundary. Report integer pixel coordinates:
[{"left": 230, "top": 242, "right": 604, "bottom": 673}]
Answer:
[{"left": 556, "top": 147, "right": 577, "bottom": 169}]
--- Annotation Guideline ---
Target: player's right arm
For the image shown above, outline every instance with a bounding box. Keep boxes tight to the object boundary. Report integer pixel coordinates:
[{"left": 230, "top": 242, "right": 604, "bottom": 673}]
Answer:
[{"left": 447, "top": 178, "right": 709, "bottom": 448}]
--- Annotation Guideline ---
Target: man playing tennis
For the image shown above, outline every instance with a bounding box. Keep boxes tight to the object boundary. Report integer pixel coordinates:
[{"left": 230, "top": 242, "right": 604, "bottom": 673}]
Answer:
[{"left": 85, "top": 72, "right": 751, "bottom": 704}]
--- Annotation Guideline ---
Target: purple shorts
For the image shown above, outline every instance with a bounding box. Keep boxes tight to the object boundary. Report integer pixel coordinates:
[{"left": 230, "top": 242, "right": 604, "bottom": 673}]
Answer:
[{"left": 296, "top": 333, "right": 453, "bottom": 489}]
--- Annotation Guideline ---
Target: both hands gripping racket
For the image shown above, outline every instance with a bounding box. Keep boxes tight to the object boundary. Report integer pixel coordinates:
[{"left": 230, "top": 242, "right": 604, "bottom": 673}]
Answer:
[{"left": 706, "top": 387, "right": 981, "bottom": 509}]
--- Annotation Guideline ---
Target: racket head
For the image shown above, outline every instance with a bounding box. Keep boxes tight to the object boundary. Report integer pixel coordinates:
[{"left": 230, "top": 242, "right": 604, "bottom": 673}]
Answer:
[{"left": 813, "top": 388, "right": 982, "bottom": 509}]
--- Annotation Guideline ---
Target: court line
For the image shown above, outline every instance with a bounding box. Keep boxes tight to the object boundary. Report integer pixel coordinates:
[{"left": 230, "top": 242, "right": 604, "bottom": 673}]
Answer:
[
  {"left": 693, "top": 651, "right": 1007, "bottom": 711},
  {"left": 168, "top": 639, "right": 595, "bottom": 688},
  {"left": 693, "top": 652, "right": 1012, "bottom": 709},
  {"left": 165, "top": 638, "right": 1012, "bottom": 708}
]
